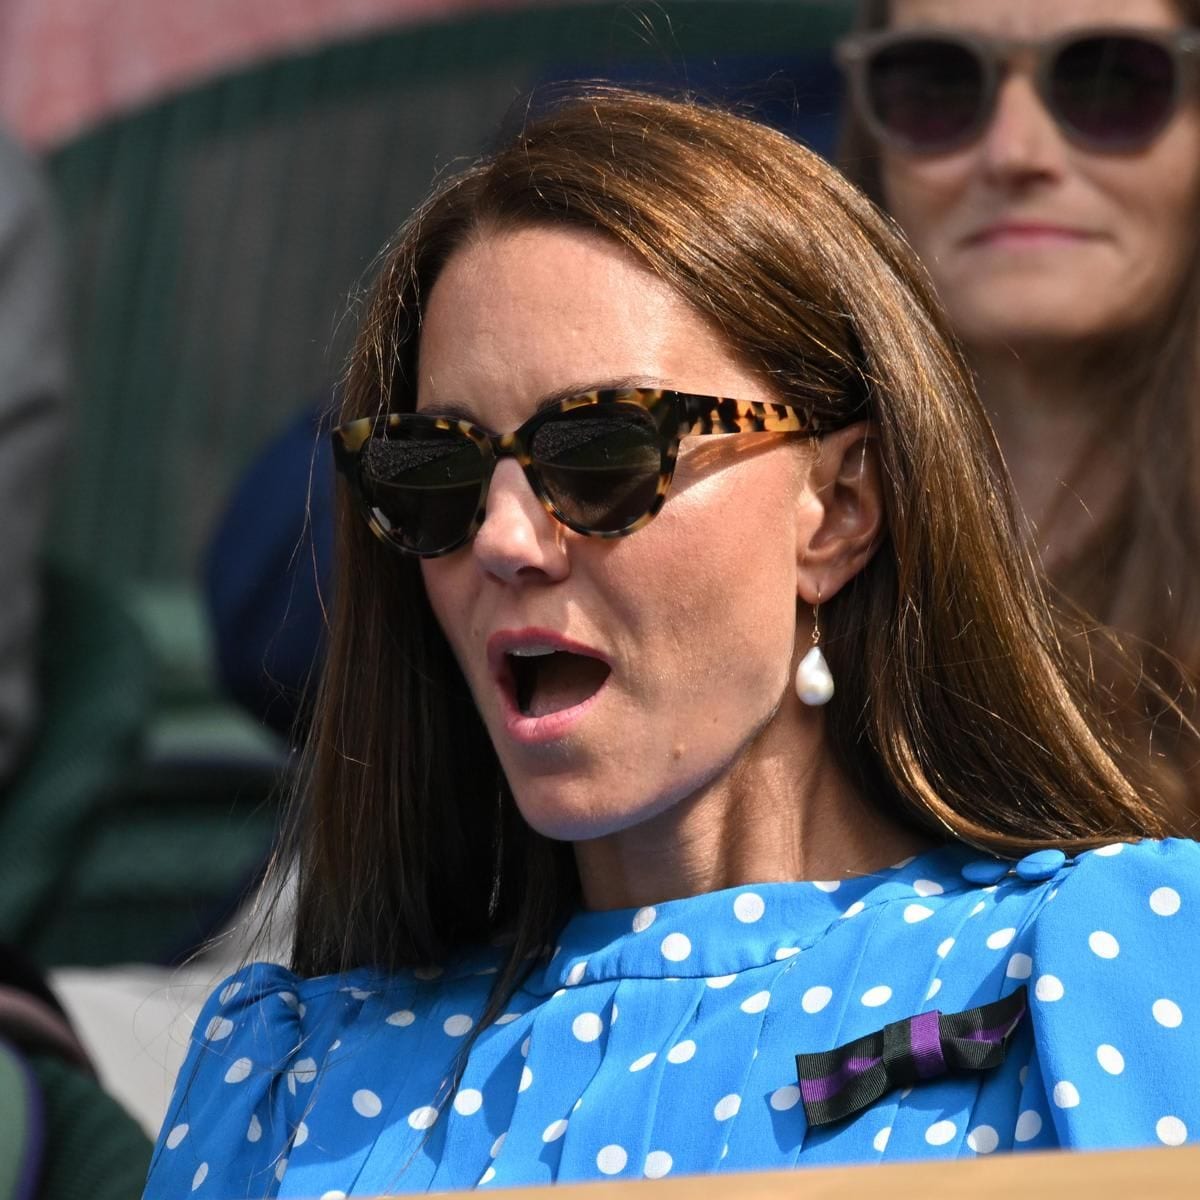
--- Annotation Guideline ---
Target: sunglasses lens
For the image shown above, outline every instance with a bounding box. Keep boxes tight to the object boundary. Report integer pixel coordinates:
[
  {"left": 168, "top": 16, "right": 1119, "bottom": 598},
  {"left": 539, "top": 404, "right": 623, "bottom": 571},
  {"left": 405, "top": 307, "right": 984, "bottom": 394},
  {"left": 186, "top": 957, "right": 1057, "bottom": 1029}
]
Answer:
[
  {"left": 865, "top": 36, "right": 986, "bottom": 151},
  {"left": 360, "top": 423, "right": 484, "bottom": 554},
  {"left": 1051, "top": 35, "right": 1175, "bottom": 148},
  {"left": 531, "top": 404, "right": 663, "bottom": 533}
]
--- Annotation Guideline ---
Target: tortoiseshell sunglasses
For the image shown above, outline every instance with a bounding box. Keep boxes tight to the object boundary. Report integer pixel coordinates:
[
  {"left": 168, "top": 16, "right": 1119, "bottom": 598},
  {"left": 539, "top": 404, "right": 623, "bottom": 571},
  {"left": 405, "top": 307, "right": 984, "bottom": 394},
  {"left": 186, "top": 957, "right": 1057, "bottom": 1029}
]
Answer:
[{"left": 331, "top": 387, "right": 846, "bottom": 557}]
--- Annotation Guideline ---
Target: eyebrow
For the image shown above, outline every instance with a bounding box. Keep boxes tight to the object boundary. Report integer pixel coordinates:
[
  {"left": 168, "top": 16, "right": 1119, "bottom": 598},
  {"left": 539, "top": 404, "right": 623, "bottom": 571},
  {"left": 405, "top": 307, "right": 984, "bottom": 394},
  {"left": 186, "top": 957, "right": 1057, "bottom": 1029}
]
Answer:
[{"left": 418, "top": 376, "right": 669, "bottom": 425}]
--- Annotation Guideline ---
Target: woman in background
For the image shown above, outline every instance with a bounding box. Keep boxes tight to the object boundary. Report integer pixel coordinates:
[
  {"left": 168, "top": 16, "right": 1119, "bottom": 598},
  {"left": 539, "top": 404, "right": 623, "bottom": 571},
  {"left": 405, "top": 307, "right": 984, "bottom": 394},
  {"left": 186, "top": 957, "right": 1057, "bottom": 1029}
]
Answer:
[
  {"left": 144, "top": 89, "right": 1197, "bottom": 1197},
  {"left": 839, "top": 0, "right": 1200, "bottom": 811}
]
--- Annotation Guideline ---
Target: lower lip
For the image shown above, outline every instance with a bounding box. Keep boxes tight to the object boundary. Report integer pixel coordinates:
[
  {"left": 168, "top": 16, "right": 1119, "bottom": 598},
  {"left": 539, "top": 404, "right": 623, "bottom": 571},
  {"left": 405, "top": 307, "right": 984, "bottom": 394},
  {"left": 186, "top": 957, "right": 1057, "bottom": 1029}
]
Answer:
[
  {"left": 500, "top": 679, "right": 609, "bottom": 746},
  {"left": 967, "top": 229, "right": 1094, "bottom": 250}
]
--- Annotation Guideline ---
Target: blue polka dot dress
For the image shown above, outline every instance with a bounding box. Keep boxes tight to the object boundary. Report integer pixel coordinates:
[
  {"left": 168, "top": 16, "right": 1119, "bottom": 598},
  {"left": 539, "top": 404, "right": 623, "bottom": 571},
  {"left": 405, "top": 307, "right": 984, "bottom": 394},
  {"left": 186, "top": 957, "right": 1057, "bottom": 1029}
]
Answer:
[{"left": 144, "top": 839, "right": 1200, "bottom": 1197}]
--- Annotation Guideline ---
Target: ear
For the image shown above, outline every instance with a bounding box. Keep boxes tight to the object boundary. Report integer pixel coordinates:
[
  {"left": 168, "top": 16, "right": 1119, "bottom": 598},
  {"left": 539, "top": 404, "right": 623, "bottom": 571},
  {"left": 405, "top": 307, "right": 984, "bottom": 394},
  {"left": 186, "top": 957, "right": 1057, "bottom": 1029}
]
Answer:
[{"left": 795, "top": 420, "right": 885, "bottom": 605}]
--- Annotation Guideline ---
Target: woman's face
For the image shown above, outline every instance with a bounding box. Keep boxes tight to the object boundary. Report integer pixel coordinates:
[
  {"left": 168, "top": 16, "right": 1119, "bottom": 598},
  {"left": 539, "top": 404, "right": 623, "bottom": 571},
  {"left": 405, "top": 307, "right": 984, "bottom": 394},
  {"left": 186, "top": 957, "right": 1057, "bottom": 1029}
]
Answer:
[
  {"left": 879, "top": 0, "right": 1200, "bottom": 351},
  {"left": 418, "top": 226, "right": 814, "bottom": 842}
]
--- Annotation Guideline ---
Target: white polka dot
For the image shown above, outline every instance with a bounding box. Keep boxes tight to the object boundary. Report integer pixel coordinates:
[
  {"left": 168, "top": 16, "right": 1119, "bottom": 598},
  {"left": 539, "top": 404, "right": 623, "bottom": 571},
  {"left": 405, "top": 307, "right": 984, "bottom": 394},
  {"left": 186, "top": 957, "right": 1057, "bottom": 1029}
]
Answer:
[
  {"left": 542, "top": 1118, "right": 568, "bottom": 1143},
  {"left": 925, "top": 978, "right": 942, "bottom": 1001},
  {"left": 1088, "top": 931, "right": 1120, "bottom": 959},
  {"left": 274, "top": 1158, "right": 288, "bottom": 1183},
  {"left": 770, "top": 1085, "right": 801, "bottom": 1111},
  {"left": 495, "top": 1012, "right": 521, "bottom": 1025},
  {"left": 1097, "top": 1045, "right": 1125, "bottom": 1075},
  {"left": 443, "top": 1014, "right": 473, "bottom": 1037},
  {"left": 812, "top": 879, "right": 841, "bottom": 893},
  {"left": 166, "top": 1124, "right": 188, "bottom": 1149},
  {"left": 630, "top": 1052, "right": 656, "bottom": 1072},
  {"left": 903, "top": 904, "right": 934, "bottom": 924},
  {"left": 321, "top": 1192, "right": 348, "bottom": 1200},
  {"left": 597, "top": 1145, "right": 628, "bottom": 1175},
  {"left": 386, "top": 1009, "right": 415, "bottom": 1027},
  {"left": 1157, "top": 1116, "right": 1188, "bottom": 1146},
  {"left": 967, "top": 1125, "right": 999, "bottom": 1154},
  {"left": 219, "top": 981, "right": 244, "bottom": 1005},
  {"left": 660, "top": 933, "right": 692, "bottom": 962},
  {"left": 1154, "top": 999, "right": 1184, "bottom": 1028},
  {"left": 873, "top": 1126, "right": 891, "bottom": 1152},
  {"left": 1151, "top": 887, "right": 1182, "bottom": 917},
  {"left": 774, "top": 947, "right": 800, "bottom": 960},
  {"left": 706, "top": 974, "right": 736, "bottom": 989},
  {"left": 986, "top": 927, "right": 1016, "bottom": 950},
  {"left": 925, "top": 1119, "right": 957, "bottom": 1146},
  {"left": 611, "top": 1003, "right": 619, "bottom": 1023},
  {"left": 572, "top": 1012, "right": 604, "bottom": 1042},
  {"left": 592, "top": 1142, "right": 628, "bottom": 1171},
  {"left": 573, "top": 1098, "right": 583, "bottom": 1112},
  {"left": 290, "top": 1058, "right": 317, "bottom": 1085},
  {"left": 354, "top": 1089, "right": 383, "bottom": 1118},
  {"left": 970, "top": 900, "right": 987, "bottom": 917},
  {"left": 644, "top": 1151, "right": 673, "bottom": 1179},
  {"left": 720, "top": 1145, "right": 729, "bottom": 1159},
  {"left": 1053, "top": 1081, "right": 1080, "bottom": 1108},
  {"left": 1015, "top": 1110, "right": 1043, "bottom": 1142},
  {"left": 734, "top": 892, "right": 766, "bottom": 923},
  {"left": 221, "top": 1057, "right": 251, "bottom": 1084},
  {"left": 632, "top": 906, "right": 656, "bottom": 932},
  {"left": 861, "top": 985, "right": 893, "bottom": 1008},
  {"left": 913, "top": 879, "right": 944, "bottom": 897},
  {"left": 714, "top": 1094, "right": 741, "bottom": 1120},
  {"left": 1006, "top": 953, "right": 1033, "bottom": 979},
  {"left": 491, "top": 1133, "right": 507, "bottom": 1158},
  {"left": 937, "top": 937, "right": 955, "bottom": 958},
  {"left": 741, "top": 991, "right": 771, "bottom": 1014},
  {"left": 841, "top": 900, "right": 866, "bottom": 919},
  {"left": 667, "top": 1040, "right": 696, "bottom": 1064},
  {"left": 192, "top": 1163, "right": 208, "bottom": 1191},
  {"left": 802, "top": 986, "right": 833, "bottom": 1014},
  {"left": 205, "top": 1017, "right": 233, "bottom": 1041},
  {"left": 519, "top": 1066, "right": 533, "bottom": 1091},
  {"left": 247, "top": 1115, "right": 262, "bottom": 1143},
  {"left": 1019, "top": 1065, "right": 1028, "bottom": 1086},
  {"left": 520, "top": 1037, "right": 531, "bottom": 1058},
  {"left": 293, "top": 1122, "right": 309, "bottom": 1147},
  {"left": 1035, "top": 974, "right": 1064, "bottom": 1002},
  {"left": 565, "top": 961, "right": 587, "bottom": 986},
  {"left": 408, "top": 1105, "right": 439, "bottom": 1130},
  {"left": 1094, "top": 842, "right": 1125, "bottom": 856},
  {"left": 348, "top": 988, "right": 373, "bottom": 1002},
  {"left": 479, "top": 1167, "right": 496, "bottom": 1185},
  {"left": 454, "top": 1088, "right": 483, "bottom": 1116}
]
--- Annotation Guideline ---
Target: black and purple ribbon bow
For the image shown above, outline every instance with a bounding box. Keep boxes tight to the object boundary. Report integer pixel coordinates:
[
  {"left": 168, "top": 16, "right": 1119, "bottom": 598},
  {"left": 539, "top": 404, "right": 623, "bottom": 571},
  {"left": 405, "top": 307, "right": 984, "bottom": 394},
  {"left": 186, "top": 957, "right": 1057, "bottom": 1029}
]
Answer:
[{"left": 794, "top": 986, "right": 1028, "bottom": 1128}]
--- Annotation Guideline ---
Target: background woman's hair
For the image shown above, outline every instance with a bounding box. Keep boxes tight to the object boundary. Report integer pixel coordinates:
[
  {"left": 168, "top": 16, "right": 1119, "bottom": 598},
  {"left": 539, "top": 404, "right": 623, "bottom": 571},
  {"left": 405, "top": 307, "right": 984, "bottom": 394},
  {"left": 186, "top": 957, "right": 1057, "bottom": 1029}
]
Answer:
[
  {"left": 839, "top": 0, "right": 1200, "bottom": 812},
  {"left": 272, "top": 86, "right": 1185, "bottom": 1028}
]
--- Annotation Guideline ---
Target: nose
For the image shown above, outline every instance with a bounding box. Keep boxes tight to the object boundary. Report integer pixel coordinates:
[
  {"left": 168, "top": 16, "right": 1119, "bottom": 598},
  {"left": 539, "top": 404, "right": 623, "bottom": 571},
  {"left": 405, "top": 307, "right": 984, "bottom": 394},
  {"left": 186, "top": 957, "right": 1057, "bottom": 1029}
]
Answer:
[
  {"left": 471, "top": 459, "right": 570, "bottom": 585},
  {"left": 977, "top": 71, "right": 1067, "bottom": 186}
]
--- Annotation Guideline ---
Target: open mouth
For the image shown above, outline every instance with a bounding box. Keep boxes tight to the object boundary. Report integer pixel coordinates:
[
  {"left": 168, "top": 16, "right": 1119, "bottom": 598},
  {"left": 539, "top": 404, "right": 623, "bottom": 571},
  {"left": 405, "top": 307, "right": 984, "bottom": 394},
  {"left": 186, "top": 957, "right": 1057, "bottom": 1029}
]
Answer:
[{"left": 505, "top": 646, "right": 611, "bottom": 719}]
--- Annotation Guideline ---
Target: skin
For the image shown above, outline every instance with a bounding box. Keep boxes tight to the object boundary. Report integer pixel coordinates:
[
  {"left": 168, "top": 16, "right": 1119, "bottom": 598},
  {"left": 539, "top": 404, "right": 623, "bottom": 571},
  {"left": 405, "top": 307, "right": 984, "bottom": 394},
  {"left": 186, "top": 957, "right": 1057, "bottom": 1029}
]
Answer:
[
  {"left": 880, "top": 0, "right": 1200, "bottom": 554},
  {"left": 418, "top": 225, "right": 931, "bottom": 911}
]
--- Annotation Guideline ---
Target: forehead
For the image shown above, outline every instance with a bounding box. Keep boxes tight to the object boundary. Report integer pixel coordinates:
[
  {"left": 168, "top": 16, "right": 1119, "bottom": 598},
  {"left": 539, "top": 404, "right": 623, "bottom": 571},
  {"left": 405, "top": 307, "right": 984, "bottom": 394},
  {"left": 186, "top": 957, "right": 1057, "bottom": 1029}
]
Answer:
[
  {"left": 416, "top": 224, "right": 768, "bottom": 424},
  {"left": 889, "top": 0, "right": 1184, "bottom": 37}
]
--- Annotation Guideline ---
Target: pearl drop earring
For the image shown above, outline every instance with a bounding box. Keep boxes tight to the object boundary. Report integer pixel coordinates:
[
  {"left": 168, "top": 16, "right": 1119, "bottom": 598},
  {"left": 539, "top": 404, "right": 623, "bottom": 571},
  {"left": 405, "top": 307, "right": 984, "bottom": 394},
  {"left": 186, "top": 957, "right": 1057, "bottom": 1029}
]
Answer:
[{"left": 795, "top": 596, "right": 834, "bottom": 706}]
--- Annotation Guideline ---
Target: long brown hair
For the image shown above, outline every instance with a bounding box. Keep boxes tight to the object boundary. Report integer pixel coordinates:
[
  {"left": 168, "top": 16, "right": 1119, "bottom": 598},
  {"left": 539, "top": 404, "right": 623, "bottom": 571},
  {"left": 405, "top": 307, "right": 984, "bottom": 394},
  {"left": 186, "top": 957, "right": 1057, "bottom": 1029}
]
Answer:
[
  {"left": 274, "top": 88, "right": 1182, "bottom": 1025},
  {"left": 839, "top": 0, "right": 1200, "bottom": 811}
]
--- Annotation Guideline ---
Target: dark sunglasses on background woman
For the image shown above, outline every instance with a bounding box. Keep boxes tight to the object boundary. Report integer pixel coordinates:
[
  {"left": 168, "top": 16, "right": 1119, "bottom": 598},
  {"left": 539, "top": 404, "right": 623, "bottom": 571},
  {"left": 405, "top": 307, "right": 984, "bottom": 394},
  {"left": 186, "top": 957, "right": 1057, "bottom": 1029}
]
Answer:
[
  {"left": 332, "top": 388, "right": 852, "bottom": 557},
  {"left": 837, "top": 25, "right": 1200, "bottom": 155}
]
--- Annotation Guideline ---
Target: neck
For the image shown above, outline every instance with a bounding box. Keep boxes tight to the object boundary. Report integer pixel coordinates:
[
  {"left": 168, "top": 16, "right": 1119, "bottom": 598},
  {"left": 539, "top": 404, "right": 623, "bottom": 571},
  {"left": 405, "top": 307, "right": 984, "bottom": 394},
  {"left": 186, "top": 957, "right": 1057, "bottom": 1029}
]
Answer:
[
  {"left": 969, "top": 342, "right": 1126, "bottom": 572},
  {"left": 572, "top": 688, "right": 934, "bottom": 911}
]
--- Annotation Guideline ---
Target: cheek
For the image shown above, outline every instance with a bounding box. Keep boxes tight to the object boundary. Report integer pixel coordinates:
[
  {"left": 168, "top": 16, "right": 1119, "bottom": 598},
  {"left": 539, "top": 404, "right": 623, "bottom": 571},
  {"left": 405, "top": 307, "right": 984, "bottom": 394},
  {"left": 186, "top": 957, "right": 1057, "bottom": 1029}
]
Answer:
[
  {"left": 880, "top": 153, "right": 971, "bottom": 257},
  {"left": 419, "top": 558, "right": 473, "bottom": 659}
]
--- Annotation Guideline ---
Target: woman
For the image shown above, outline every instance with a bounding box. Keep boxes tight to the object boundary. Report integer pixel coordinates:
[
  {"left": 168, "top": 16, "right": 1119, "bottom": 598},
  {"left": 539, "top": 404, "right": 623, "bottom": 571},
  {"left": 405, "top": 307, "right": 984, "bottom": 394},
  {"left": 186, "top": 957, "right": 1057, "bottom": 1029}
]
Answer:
[
  {"left": 144, "top": 90, "right": 1197, "bottom": 1197},
  {"left": 838, "top": 0, "right": 1200, "bottom": 810}
]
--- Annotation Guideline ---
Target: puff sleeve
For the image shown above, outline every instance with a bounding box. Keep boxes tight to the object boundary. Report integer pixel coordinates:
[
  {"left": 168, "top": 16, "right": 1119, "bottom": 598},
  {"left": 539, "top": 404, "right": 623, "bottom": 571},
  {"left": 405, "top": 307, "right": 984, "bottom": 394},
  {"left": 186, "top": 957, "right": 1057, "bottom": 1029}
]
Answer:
[
  {"left": 143, "top": 962, "right": 319, "bottom": 1199},
  {"left": 1026, "top": 838, "right": 1200, "bottom": 1149}
]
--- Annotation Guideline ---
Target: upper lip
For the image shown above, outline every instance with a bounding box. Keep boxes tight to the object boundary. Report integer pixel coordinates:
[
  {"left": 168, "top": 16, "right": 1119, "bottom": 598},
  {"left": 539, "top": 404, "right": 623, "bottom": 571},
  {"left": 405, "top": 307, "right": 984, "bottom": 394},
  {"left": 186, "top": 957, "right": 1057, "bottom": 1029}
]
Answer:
[
  {"left": 963, "top": 221, "right": 1098, "bottom": 245},
  {"left": 486, "top": 628, "right": 612, "bottom": 680}
]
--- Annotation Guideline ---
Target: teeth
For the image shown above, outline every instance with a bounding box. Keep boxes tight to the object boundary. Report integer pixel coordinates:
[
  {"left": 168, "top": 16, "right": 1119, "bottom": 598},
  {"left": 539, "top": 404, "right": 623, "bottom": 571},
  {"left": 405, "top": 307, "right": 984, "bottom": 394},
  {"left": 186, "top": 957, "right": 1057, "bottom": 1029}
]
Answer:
[{"left": 509, "top": 644, "right": 558, "bottom": 658}]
